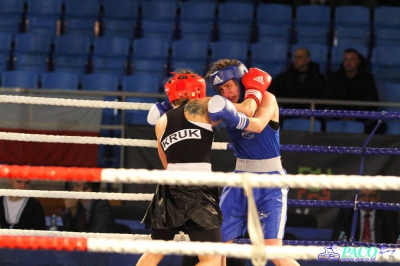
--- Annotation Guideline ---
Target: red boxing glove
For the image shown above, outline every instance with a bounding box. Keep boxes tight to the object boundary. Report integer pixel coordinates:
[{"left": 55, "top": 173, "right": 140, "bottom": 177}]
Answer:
[{"left": 242, "top": 67, "right": 272, "bottom": 106}]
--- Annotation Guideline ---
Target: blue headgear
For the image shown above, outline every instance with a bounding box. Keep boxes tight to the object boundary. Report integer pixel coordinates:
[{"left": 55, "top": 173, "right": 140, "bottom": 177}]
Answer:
[{"left": 208, "top": 63, "right": 248, "bottom": 102}]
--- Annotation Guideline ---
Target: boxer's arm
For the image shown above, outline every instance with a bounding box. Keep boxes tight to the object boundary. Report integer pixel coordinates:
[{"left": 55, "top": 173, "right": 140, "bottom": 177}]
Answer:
[
  {"left": 208, "top": 95, "right": 249, "bottom": 129},
  {"left": 245, "top": 92, "right": 279, "bottom": 133},
  {"left": 155, "top": 115, "right": 168, "bottom": 169},
  {"left": 242, "top": 68, "right": 272, "bottom": 107},
  {"left": 147, "top": 102, "right": 172, "bottom": 126}
]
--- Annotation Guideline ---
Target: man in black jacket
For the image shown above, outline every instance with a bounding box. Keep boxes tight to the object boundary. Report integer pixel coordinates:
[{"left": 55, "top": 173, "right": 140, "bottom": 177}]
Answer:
[
  {"left": 61, "top": 181, "right": 122, "bottom": 233},
  {"left": 324, "top": 48, "right": 383, "bottom": 133},
  {"left": 269, "top": 47, "right": 327, "bottom": 110},
  {"left": 0, "top": 179, "right": 46, "bottom": 230},
  {"left": 325, "top": 48, "right": 379, "bottom": 111}
]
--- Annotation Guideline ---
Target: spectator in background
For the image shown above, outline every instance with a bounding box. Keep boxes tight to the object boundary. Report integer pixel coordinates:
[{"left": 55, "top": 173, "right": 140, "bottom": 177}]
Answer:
[
  {"left": 0, "top": 179, "right": 47, "bottom": 230},
  {"left": 61, "top": 181, "right": 128, "bottom": 233},
  {"left": 324, "top": 48, "right": 384, "bottom": 133},
  {"left": 331, "top": 189, "right": 399, "bottom": 243},
  {"left": 269, "top": 47, "right": 326, "bottom": 110}
]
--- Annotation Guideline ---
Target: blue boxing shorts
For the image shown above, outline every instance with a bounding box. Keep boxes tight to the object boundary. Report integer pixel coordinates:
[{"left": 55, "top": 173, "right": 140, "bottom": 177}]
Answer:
[{"left": 219, "top": 168, "right": 289, "bottom": 242}]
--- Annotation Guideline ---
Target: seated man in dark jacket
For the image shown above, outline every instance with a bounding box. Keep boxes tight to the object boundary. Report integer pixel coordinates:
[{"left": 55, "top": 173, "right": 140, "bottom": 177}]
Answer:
[
  {"left": 269, "top": 47, "right": 327, "bottom": 110},
  {"left": 324, "top": 48, "right": 383, "bottom": 133},
  {"left": 61, "top": 181, "right": 126, "bottom": 233},
  {"left": 0, "top": 179, "right": 46, "bottom": 230}
]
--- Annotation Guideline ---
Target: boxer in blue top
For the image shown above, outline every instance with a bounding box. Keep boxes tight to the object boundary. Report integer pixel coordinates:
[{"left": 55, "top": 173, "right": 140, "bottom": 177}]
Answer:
[{"left": 206, "top": 59, "right": 300, "bottom": 266}]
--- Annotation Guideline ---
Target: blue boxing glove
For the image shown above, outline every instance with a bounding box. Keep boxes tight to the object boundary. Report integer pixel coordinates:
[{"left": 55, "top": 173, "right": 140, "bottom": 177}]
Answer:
[
  {"left": 147, "top": 102, "right": 173, "bottom": 126},
  {"left": 208, "top": 95, "right": 249, "bottom": 129}
]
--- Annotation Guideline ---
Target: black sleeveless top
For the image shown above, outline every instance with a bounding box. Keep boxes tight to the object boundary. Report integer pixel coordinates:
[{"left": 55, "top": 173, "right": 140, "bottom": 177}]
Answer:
[
  {"left": 142, "top": 102, "right": 222, "bottom": 231},
  {"left": 162, "top": 103, "right": 214, "bottom": 164}
]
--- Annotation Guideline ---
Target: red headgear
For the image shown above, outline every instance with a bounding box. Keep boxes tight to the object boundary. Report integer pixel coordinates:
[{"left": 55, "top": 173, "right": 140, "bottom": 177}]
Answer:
[{"left": 164, "top": 72, "right": 206, "bottom": 103}]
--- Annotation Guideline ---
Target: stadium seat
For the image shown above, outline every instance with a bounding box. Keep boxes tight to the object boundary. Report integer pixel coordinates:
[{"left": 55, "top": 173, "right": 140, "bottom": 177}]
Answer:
[
  {"left": 93, "top": 36, "right": 131, "bottom": 59},
  {"left": 295, "top": 25, "right": 331, "bottom": 45},
  {"left": 52, "top": 34, "right": 92, "bottom": 74},
  {"left": 124, "top": 97, "right": 154, "bottom": 125},
  {"left": 25, "top": 0, "right": 62, "bottom": 18},
  {"left": 178, "top": 1, "right": 216, "bottom": 41},
  {"left": 371, "top": 46, "right": 400, "bottom": 84},
  {"left": 0, "top": 52, "right": 9, "bottom": 71},
  {"left": 282, "top": 118, "right": 322, "bottom": 132},
  {"left": 63, "top": 0, "right": 101, "bottom": 37},
  {"left": 132, "top": 59, "right": 166, "bottom": 81},
  {"left": 179, "top": 21, "right": 214, "bottom": 42},
  {"left": 14, "top": 33, "right": 52, "bottom": 55},
  {"left": 0, "top": 32, "right": 12, "bottom": 54},
  {"left": 217, "top": 2, "right": 255, "bottom": 42},
  {"left": 171, "top": 39, "right": 209, "bottom": 75},
  {"left": 0, "top": 0, "right": 24, "bottom": 17},
  {"left": 24, "top": 0, "right": 62, "bottom": 36},
  {"left": 132, "top": 38, "right": 170, "bottom": 80},
  {"left": 295, "top": 5, "right": 331, "bottom": 29},
  {"left": 374, "top": 28, "right": 400, "bottom": 47},
  {"left": 179, "top": 2, "right": 216, "bottom": 23},
  {"left": 250, "top": 41, "right": 289, "bottom": 78},
  {"left": 141, "top": 20, "right": 176, "bottom": 40},
  {"left": 41, "top": 71, "right": 79, "bottom": 90},
  {"left": 334, "top": 5, "right": 370, "bottom": 29},
  {"left": 325, "top": 120, "right": 365, "bottom": 134},
  {"left": 25, "top": 16, "right": 60, "bottom": 37},
  {"left": 1, "top": 70, "right": 38, "bottom": 89},
  {"left": 13, "top": 53, "right": 49, "bottom": 74},
  {"left": 141, "top": 1, "right": 178, "bottom": 24},
  {"left": 257, "top": 24, "right": 292, "bottom": 44},
  {"left": 92, "top": 57, "right": 128, "bottom": 77},
  {"left": 210, "top": 40, "right": 249, "bottom": 66},
  {"left": 101, "top": 0, "right": 140, "bottom": 39},
  {"left": 218, "top": 2, "right": 254, "bottom": 25},
  {"left": 133, "top": 38, "right": 170, "bottom": 62},
  {"left": 376, "top": 83, "right": 400, "bottom": 112},
  {"left": 122, "top": 73, "right": 161, "bottom": 125},
  {"left": 373, "top": 6, "right": 400, "bottom": 29},
  {"left": 0, "top": 0, "right": 24, "bottom": 34},
  {"left": 385, "top": 121, "right": 400, "bottom": 135},
  {"left": 170, "top": 61, "right": 206, "bottom": 77},
  {"left": 256, "top": 4, "right": 292, "bottom": 28},
  {"left": 92, "top": 36, "right": 131, "bottom": 77},
  {"left": 121, "top": 73, "right": 160, "bottom": 94},
  {"left": 102, "top": 19, "right": 138, "bottom": 39},
  {"left": 217, "top": 22, "right": 253, "bottom": 43},
  {"left": 52, "top": 56, "right": 88, "bottom": 74},
  {"left": 334, "top": 26, "right": 370, "bottom": 47},
  {"left": 291, "top": 43, "right": 329, "bottom": 74},
  {"left": 81, "top": 73, "right": 119, "bottom": 92},
  {"left": 121, "top": 74, "right": 161, "bottom": 125},
  {"left": 54, "top": 35, "right": 92, "bottom": 57}
]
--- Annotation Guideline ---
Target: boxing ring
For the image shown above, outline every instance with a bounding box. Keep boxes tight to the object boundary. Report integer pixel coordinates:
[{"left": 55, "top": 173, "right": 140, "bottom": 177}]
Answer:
[{"left": 0, "top": 94, "right": 400, "bottom": 265}]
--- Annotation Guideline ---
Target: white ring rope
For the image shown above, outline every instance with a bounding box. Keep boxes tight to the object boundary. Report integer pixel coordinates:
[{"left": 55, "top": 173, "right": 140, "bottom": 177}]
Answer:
[
  {"left": 1, "top": 171, "right": 399, "bottom": 199},
  {"left": 77, "top": 240, "right": 400, "bottom": 262},
  {"left": 0, "top": 189, "right": 153, "bottom": 201},
  {"left": 0, "top": 132, "right": 229, "bottom": 150},
  {"left": 0, "top": 95, "right": 153, "bottom": 110},
  {"left": 100, "top": 169, "right": 400, "bottom": 190}
]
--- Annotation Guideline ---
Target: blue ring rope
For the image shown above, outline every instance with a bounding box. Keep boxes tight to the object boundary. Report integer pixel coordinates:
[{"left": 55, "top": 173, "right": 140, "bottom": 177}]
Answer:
[
  {"left": 287, "top": 200, "right": 400, "bottom": 211},
  {"left": 280, "top": 109, "right": 400, "bottom": 120}
]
